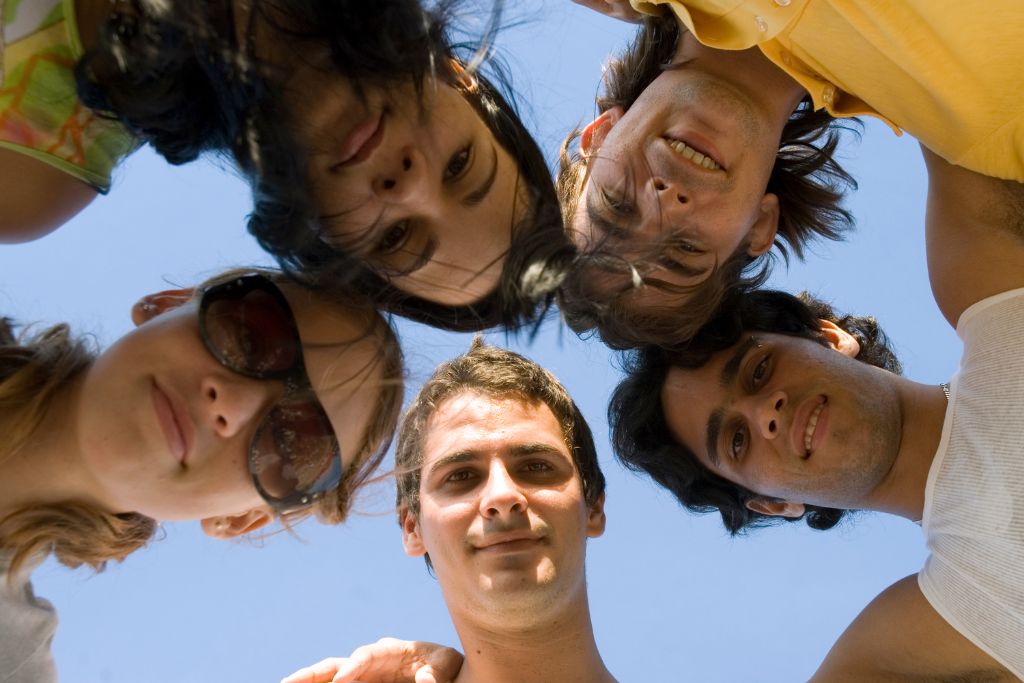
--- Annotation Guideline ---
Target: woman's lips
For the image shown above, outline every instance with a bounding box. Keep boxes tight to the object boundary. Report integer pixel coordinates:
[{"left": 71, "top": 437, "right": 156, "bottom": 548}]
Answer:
[
  {"left": 151, "top": 382, "right": 189, "bottom": 465},
  {"left": 335, "top": 112, "right": 385, "bottom": 168}
]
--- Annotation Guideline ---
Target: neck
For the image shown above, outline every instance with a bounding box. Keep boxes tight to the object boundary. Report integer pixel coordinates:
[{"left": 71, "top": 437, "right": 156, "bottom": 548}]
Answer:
[
  {"left": 862, "top": 380, "right": 948, "bottom": 521},
  {"left": 449, "top": 591, "right": 615, "bottom": 683},
  {"left": 0, "top": 375, "right": 105, "bottom": 517},
  {"left": 675, "top": 32, "right": 807, "bottom": 130}
]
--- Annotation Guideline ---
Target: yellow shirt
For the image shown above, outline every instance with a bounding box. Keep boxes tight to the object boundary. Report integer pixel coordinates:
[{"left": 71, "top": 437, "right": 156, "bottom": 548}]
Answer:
[{"left": 630, "top": 0, "right": 1024, "bottom": 182}]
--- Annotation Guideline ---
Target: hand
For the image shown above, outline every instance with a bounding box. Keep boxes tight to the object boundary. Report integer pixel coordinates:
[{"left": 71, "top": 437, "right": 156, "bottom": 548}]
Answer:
[
  {"left": 571, "top": 0, "right": 645, "bottom": 22},
  {"left": 281, "top": 638, "right": 464, "bottom": 683}
]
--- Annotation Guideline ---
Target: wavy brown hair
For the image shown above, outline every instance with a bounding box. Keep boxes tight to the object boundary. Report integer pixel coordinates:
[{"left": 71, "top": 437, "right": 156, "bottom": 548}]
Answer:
[
  {"left": 556, "top": 14, "right": 858, "bottom": 348},
  {"left": 0, "top": 319, "right": 157, "bottom": 578}
]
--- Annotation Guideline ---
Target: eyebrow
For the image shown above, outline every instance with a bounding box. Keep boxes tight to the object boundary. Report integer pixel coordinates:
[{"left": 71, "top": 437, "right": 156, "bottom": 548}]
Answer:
[
  {"left": 462, "top": 143, "right": 499, "bottom": 207},
  {"left": 703, "top": 336, "right": 761, "bottom": 468},
  {"left": 585, "top": 189, "right": 633, "bottom": 242}
]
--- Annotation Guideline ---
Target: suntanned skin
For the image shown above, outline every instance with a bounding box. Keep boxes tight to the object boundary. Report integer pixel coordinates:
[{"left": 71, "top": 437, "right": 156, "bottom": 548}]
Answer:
[
  {"left": 0, "top": 0, "right": 113, "bottom": 243},
  {"left": 810, "top": 149, "right": 1024, "bottom": 681}
]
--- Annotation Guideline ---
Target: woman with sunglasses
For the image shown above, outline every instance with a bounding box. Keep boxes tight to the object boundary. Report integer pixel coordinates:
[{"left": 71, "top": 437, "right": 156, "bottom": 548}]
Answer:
[
  {"left": 0, "top": 269, "right": 402, "bottom": 682},
  {"left": 1, "top": 0, "right": 567, "bottom": 330}
]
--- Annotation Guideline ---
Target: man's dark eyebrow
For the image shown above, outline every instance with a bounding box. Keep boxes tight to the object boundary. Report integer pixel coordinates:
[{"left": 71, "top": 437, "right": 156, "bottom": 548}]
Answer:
[
  {"left": 704, "top": 336, "right": 761, "bottom": 466},
  {"left": 428, "top": 451, "right": 476, "bottom": 477},
  {"left": 720, "top": 336, "right": 761, "bottom": 389},
  {"left": 585, "top": 188, "right": 633, "bottom": 242},
  {"left": 510, "top": 443, "right": 564, "bottom": 457},
  {"left": 463, "top": 143, "right": 499, "bottom": 207},
  {"left": 658, "top": 251, "right": 711, "bottom": 278},
  {"left": 706, "top": 408, "right": 724, "bottom": 468}
]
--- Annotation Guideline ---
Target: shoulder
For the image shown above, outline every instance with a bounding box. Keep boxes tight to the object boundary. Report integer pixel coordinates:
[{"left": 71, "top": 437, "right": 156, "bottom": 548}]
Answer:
[
  {"left": 810, "top": 574, "right": 1013, "bottom": 682},
  {"left": 0, "top": 560, "right": 59, "bottom": 683},
  {"left": 0, "top": 147, "right": 97, "bottom": 243}
]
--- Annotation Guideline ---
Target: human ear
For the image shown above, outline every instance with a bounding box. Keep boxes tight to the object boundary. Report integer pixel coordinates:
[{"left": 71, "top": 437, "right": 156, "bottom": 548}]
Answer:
[
  {"left": 580, "top": 107, "right": 625, "bottom": 157},
  {"left": 131, "top": 288, "right": 195, "bottom": 326},
  {"left": 201, "top": 508, "right": 273, "bottom": 540},
  {"left": 817, "top": 319, "right": 861, "bottom": 358},
  {"left": 745, "top": 193, "right": 780, "bottom": 257},
  {"left": 401, "top": 506, "right": 426, "bottom": 557},
  {"left": 448, "top": 59, "right": 478, "bottom": 92},
  {"left": 586, "top": 493, "right": 607, "bottom": 539},
  {"left": 745, "top": 497, "right": 805, "bottom": 518}
]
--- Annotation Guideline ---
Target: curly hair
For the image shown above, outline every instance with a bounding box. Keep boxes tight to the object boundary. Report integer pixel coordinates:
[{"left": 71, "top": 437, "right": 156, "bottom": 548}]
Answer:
[
  {"left": 610, "top": 289, "right": 901, "bottom": 534},
  {"left": 556, "top": 14, "right": 858, "bottom": 348},
  {"left": 78, "top": 0, "right": 569, "bottom": 332},
  {"left": 395, "top": 338, "right": 604, "bottom": 519}
]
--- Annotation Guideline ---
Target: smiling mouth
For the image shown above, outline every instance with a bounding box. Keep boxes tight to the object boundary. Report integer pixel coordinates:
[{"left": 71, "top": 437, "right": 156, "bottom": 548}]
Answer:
[
  {"left": 663, "top": 136, "right": 722, "bottom": 171},
  {"left": 802, "top": 398, "right": 828, "bottom": 458}
]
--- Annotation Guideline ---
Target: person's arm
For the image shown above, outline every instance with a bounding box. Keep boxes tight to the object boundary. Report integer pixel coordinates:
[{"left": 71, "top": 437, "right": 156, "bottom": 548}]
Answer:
[
  {"left": 0, "top": 148, "right": 97, "bottom": 243},
  {"left": 280, "top": 638, "right": 463, "bottom": 683},
  {"left": 922, "top": 146, "right": 1024, "bottom": 327},
  {"left": 810, "top": 575, "right": 1011, "bottom": 682}
]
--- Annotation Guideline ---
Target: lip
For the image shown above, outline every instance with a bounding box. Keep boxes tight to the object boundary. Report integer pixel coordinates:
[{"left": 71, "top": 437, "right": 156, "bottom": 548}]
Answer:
[
  {"left": 661, "top": 130, "right": 726, "bottom": 172},
  {"left": 334, "top": 111, "right": 386, "bottom": 168},
  {"left": 790, "top": 395, "right": 828, "bottom": 459},
  {"left": 151, "top": 381, "right": 192, "bottom": 466},
  {"left": 474, "top": 531, "right": 543, "bottom": 553}
]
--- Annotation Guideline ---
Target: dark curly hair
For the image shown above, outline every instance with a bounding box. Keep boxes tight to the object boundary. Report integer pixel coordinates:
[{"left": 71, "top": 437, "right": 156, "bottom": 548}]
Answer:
[
  {"left": 556, "top": 14, "right": 858, "bottom": 348},
  {"left": 77, "top": 0, "right": 568, "bottom": 332},
  {"left": 610, "top": 289, "right": 901, "bottom": 534}
]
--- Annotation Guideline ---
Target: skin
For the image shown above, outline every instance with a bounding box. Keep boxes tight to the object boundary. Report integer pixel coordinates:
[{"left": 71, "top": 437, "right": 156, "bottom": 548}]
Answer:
[
  {"left": 0, "top": 0, "right": 112, "bottom": 243},
  {"left": 400, "top": 391, "right": 614, "bottom": 683},
  {"left": 5, "top": 0, "right": 525, "bottom": 309},
  {"left": 570, "top": 33, "right": 804, "bottom": 303},
  {"left": 660, "top": 323, "right": 908, "bottom": 517},
  {"left": 658, "top": 148, "right": 1022, "bottom": 678},
  {"left": 259, "top": 22, "right": 525, "bottom": 307},
  {"left": 0, "top": 279, "right": 386, "bottom": 537}
]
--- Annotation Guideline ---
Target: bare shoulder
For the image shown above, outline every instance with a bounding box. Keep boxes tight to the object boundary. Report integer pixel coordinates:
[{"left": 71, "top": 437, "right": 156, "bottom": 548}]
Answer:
[
  {"left": 923, "top": 147, "right": 1024, "bottom": 327},
  {"left": 0, "top": 148, "right": 98, "bottom": 243},
  {"left": 810, "top": 575, "right": 1013, "bottom": 683}
]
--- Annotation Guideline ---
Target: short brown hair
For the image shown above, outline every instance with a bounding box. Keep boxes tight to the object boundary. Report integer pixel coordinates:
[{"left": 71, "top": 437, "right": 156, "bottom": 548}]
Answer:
[
  {"left": 556, "top": 14, "right": 857, "bottom": 348},
  {"left": 395, "top": 339, "right": 604, "bottom": 518}
]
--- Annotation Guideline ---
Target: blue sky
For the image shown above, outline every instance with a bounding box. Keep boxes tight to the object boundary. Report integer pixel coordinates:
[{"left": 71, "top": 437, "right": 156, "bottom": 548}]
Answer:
[{"left": 0, "top": 3, "right": 961, "bottom": 681}]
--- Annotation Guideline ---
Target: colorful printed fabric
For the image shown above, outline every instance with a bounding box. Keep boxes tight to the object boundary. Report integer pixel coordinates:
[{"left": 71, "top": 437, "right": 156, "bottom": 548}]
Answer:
[{"left": 1, "top": 0, "right": 137, "bottom": 192}]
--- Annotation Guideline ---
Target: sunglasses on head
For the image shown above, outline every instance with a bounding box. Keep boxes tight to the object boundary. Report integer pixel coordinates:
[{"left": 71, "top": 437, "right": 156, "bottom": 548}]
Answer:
[{"left": 198, "top": 274, "right": 342, "bottom": 514}]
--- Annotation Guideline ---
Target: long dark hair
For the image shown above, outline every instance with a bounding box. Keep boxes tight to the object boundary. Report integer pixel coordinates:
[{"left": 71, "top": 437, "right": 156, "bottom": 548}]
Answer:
[{"left": 77, "top": 0, "right": 567, "bottom": 332}]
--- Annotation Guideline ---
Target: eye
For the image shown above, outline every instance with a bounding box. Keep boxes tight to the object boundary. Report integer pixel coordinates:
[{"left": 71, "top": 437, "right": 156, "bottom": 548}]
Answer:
[
  {"left": 730, "top": 426, "right": 747, "bottom": 461},
  {"left": 601, "top": 188, "right": 633, "bottom": 218},
  {"left": 376, "top": 221, "right": 411, "bottom": 255},
  {"left": 751, "top": 354, "right": 771, "bottom": 387},
  {"left": 523, "top": 461, "right": 554, "bottom": 474},
  {"left": 444, "top": 144, "right": 473, "bottom": 181},
  {"left": 445, "top": 469, "right": 475, "bottom": 484}
]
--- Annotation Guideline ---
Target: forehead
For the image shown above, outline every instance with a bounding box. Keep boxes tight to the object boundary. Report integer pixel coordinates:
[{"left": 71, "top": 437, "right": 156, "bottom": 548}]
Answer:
[{"left": 422, "top": 391, "right": 568, "bottom": 465}]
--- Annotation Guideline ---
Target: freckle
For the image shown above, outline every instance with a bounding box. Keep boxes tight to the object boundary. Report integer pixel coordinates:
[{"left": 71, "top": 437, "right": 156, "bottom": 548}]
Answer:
[{"left": 475, "top": 650, "right": 482, "bottom": 655}]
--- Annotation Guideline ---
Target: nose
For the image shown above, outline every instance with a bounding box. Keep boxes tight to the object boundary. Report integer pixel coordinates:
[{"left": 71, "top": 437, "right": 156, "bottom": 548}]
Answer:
[
  {"left": 200, "top": 373, "right": 273, "bottom": 440},
  {"left": 479, "top": 460, "right": 529, "bottom": 519},
  {"left": 372, "top": 146, "right": 434, "bottom": 206},
  {"left": 752, "top": 390, "right": 787, "bottom": 440},
  {"left": 651, "top": 176, "right": 689, "bottom": 220}
]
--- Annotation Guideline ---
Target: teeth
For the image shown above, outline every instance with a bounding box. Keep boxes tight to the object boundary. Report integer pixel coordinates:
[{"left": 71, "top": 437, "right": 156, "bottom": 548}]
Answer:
[
  {"left": 803, "top": 402, "right": 825, "bottom": 453},
  {"left": 665, "top": 138, "right": 722, "bottom": 170}
]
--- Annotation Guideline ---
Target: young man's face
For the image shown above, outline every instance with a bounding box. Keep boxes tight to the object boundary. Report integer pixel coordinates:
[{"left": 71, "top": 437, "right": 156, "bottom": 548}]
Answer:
[
  {"left": 569, "top": 60, "right": 782, "bottom": 304},
  {"left": 659, "top": 326, "right": 903, "bottom": 515},
  {"left": 402, "top": 391, "right": 605, "bottom": 623}
]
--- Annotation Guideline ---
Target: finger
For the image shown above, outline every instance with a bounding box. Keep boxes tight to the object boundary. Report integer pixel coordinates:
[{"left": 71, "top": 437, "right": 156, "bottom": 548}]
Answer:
[
  {"left": 421, "top": 647, "right": 464, "bottom": 683},
  {"left": 281, "top": 658, "right": 346, "bottom": 683}
]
